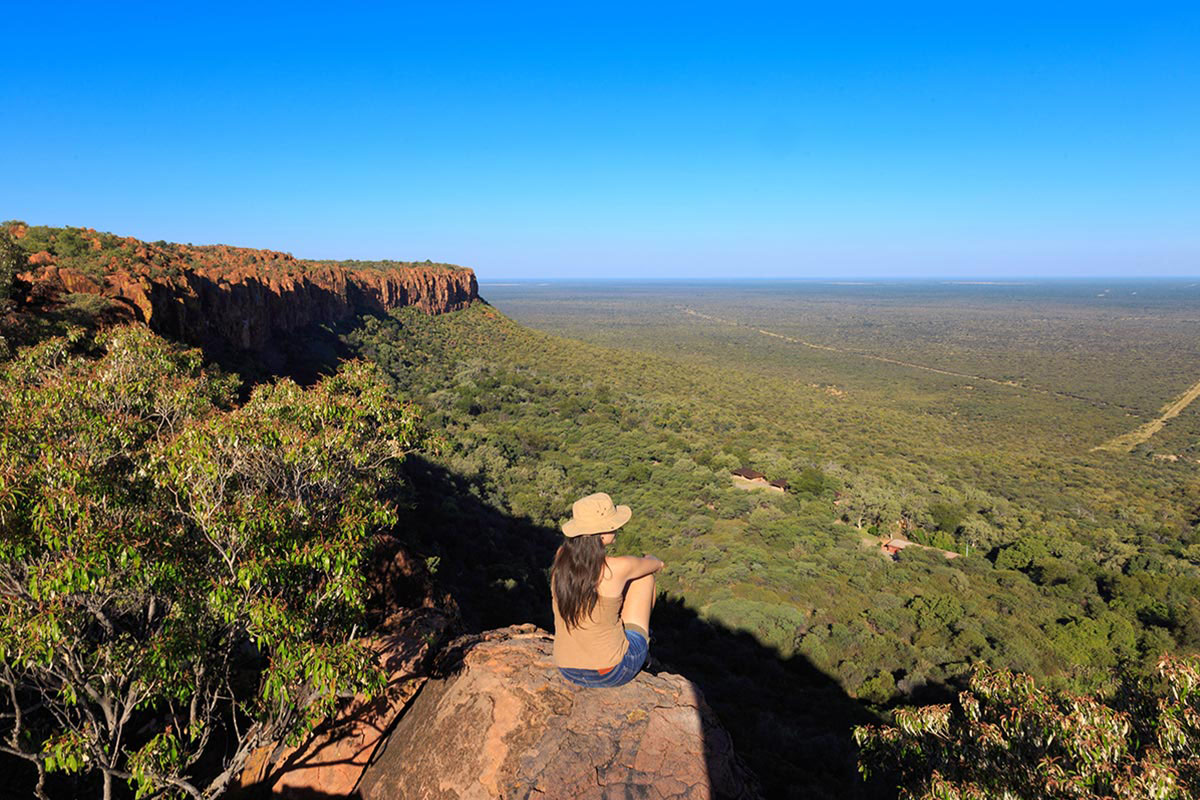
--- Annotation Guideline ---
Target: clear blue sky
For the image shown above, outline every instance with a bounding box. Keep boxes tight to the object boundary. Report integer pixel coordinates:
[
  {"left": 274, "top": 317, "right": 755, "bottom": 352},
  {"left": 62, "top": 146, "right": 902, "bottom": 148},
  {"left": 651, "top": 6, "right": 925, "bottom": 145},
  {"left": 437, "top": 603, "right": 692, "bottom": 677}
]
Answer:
[{"left": 3, "top": 2, "right": 1198, "bottom": 278}]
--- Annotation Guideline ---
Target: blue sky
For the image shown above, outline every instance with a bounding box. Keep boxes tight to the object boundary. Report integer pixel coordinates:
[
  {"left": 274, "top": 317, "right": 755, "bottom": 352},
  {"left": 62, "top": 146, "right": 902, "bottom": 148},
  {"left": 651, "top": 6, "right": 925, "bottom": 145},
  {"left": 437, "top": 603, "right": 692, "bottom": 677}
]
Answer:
[{"left": 2, "top": 2, "right": 1197, "bottom": 278}]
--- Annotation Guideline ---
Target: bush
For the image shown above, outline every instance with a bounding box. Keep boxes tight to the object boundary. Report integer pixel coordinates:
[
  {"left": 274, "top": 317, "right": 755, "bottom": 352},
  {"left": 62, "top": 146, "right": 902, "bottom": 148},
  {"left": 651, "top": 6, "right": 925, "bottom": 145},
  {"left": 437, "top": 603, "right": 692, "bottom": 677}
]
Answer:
[
  {"left": 0, "top": 327, "right": 424, "bottom": 798},
  {"left": 0, "top": 228, "right": 27, "bottom": 302}
]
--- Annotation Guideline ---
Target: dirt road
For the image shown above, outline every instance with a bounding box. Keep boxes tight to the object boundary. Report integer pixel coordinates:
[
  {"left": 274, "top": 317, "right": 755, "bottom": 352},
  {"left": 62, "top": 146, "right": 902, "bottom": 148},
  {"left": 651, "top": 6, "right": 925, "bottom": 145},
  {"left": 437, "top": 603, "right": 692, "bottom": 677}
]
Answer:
[{"left": 1092, "top": 378, "right": 1200, "bottom": 452}]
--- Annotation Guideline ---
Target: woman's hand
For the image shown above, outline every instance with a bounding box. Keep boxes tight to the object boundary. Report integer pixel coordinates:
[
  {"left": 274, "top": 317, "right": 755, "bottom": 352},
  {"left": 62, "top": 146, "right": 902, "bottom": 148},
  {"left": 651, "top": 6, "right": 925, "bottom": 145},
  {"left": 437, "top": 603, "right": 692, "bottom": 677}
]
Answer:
[{"left": 643, "top": 554, "right": 665, "bottom": 572}]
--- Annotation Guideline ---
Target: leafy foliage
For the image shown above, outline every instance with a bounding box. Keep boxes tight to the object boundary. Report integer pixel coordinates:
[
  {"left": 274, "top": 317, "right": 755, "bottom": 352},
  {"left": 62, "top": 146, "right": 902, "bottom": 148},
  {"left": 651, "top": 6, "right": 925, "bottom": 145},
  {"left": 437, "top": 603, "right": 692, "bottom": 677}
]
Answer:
[
  {"left": 0, "top": 326, "right": 423, "bottom": 798},
  {"left": 854, "top": 654, "right": 1200, "bottom": 799},
  {"left": 0, "top": 226, "right": 26, "bottom": 302}
]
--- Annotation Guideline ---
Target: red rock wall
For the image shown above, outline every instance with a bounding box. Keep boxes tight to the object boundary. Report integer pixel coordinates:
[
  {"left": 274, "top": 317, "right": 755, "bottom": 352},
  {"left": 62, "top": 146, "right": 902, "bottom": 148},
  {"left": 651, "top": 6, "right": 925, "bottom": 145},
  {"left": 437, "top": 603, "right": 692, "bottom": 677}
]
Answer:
[
  {"left": 142, "top": 263, "right": 478, "bottom": 351},
  {"left": 20, "top": 256, "right": 478, "bottom": 352}
]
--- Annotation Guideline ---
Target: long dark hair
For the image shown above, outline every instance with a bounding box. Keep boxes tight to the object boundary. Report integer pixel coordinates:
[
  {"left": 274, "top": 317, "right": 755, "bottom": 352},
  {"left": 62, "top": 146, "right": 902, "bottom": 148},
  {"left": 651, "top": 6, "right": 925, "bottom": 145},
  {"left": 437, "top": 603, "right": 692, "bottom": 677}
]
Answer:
[{"left": 552, "top": 534, "right": 609, "bottom": 630}]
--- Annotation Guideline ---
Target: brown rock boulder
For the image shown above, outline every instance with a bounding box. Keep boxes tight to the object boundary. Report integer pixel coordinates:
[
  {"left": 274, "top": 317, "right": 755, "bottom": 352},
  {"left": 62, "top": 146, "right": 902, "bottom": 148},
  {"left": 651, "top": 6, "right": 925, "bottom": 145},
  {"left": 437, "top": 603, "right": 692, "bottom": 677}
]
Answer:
[{"left": 358, "top": 625, "right": 761, "bottom": 800}]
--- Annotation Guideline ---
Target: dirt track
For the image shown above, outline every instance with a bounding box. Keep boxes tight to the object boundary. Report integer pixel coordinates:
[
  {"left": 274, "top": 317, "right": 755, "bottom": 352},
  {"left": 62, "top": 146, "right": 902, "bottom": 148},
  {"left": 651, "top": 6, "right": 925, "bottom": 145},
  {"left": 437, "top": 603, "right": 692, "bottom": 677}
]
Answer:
[{"left": 1092, "top": 378, "right": 1200, "bottom": 452}]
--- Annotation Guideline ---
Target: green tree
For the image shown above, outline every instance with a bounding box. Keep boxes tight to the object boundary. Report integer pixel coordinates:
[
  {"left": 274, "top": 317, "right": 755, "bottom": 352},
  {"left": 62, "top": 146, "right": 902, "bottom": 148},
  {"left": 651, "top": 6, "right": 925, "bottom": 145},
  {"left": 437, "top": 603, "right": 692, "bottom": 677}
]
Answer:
[
  {"left": 793, "top": 466, "right": 829, "bottom": 496},
  {"left": 928, "top": 502, "right": 966, "bottom": 535},
  {"left": 907, "top": 594, "right": 965, "bottom": 631},
  {"left": 841, "top": 475, "right": 901, "bottom": 531},
  {"left": 52, "top": 227, "right": 88, "bottom": 258},
  {"left": 0, "top": 227, "right": 27, "bottom": 302},
  {"left": 0, "top": 327, "right": 424, "bottom": 799}
]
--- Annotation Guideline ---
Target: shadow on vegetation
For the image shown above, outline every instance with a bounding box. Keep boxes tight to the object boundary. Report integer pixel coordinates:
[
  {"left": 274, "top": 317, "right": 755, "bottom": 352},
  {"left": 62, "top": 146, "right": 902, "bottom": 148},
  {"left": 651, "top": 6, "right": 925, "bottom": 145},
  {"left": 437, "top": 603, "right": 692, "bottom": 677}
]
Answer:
[
  {"left": 186, "top": 316, "right": 362, "bottom": 392},
  {"left": 397, "top": 455, "right": 895, "bottom": 800}
]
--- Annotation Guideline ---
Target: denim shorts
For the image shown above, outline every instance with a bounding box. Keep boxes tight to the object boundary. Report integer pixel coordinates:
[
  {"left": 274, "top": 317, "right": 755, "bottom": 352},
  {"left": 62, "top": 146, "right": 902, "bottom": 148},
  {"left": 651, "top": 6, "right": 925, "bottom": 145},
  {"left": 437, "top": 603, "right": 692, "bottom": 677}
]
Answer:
[{"left": 558, "top": 627, "right": 649, "bottom": 688}]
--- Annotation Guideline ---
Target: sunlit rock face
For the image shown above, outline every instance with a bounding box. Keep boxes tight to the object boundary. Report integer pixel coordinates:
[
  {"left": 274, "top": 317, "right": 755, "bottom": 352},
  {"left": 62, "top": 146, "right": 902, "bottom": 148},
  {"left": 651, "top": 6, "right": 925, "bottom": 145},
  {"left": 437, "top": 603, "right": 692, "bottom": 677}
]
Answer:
[
  {"left": 18, "top": 234, "right": 478, "bottom": 353},
  {"left": 358, "top": 625, "right": 762, "bottom": 800}
]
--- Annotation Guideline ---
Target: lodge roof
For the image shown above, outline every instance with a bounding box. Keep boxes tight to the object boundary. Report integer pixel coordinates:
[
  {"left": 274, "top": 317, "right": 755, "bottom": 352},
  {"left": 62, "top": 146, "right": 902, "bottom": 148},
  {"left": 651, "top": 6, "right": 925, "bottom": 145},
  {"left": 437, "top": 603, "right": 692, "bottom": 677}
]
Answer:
[{"left": 731, "top": 468, "right": 766, "bottom": 479}]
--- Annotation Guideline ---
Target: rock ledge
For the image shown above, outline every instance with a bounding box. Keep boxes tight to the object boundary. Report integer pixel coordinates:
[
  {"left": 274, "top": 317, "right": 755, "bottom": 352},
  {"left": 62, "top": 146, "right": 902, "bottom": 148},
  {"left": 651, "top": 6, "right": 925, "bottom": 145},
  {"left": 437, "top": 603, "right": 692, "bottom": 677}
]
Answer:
[{"left": 358, "top": 624, "right": 761, "bottom": 800}]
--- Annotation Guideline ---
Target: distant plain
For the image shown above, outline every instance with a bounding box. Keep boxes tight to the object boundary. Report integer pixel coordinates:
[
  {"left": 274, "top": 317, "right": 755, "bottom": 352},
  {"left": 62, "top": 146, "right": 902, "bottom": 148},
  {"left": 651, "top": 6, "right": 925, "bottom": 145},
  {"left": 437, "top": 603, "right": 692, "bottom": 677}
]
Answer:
[{"left": 482, "top": 279, "right": 1200, "bottom": 460}]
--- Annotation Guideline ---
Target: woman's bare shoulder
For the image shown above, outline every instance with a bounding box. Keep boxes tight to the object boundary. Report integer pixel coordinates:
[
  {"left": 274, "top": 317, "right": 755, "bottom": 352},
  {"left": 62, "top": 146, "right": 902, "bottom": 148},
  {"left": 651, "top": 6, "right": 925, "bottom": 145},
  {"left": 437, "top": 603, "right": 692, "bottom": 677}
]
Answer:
[
  {"left": 598, "top": 555, "right": 633, "bottom": 591},
  {"left": 603, "top": 555, "right": 639, "bottom": 576}
]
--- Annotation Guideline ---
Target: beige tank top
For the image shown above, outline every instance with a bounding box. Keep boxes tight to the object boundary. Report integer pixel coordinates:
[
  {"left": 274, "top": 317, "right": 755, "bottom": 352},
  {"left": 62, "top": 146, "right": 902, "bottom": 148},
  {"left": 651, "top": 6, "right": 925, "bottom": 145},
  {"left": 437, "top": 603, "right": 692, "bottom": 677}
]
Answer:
[{"left": 552, "top": 587, "right": 629, "bottom": 670}]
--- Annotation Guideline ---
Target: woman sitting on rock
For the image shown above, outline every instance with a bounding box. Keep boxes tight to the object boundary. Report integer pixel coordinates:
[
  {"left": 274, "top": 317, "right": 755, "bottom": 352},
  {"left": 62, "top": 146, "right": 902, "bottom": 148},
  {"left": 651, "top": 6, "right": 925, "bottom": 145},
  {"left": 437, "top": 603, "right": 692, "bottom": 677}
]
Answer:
[{"left": 552, "top": 492, "right": 664, "bottom": 687}]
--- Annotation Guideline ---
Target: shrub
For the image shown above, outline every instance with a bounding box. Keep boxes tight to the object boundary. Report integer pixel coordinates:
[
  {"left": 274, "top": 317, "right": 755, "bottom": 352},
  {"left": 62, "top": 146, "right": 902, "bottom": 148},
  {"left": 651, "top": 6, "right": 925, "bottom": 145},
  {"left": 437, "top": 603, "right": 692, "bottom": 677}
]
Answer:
[
  {"left": 0, "top": 327, "right": 424, "bottom": 799},
  {"left": 0, "top": 228, "right": 27, "bottom": 302}
]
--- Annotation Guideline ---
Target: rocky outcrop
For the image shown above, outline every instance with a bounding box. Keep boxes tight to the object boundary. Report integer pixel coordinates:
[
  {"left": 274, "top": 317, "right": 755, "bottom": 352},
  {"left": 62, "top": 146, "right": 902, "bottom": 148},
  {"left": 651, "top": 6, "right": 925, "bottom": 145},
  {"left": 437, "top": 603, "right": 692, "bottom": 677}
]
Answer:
[
  {"left": 357, "top": 625, "right": 761, "bottom": 800},
  {"left": 15, "top": 232, "right": 478, "bottom": 354}
]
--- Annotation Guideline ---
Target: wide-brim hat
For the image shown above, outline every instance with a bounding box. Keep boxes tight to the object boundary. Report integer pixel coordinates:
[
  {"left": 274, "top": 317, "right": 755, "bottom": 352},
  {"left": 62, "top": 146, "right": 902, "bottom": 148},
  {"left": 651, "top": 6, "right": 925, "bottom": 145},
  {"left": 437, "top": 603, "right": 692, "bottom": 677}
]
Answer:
[{"left": 562, "top": 492, "right": 632, "bottom": 537}]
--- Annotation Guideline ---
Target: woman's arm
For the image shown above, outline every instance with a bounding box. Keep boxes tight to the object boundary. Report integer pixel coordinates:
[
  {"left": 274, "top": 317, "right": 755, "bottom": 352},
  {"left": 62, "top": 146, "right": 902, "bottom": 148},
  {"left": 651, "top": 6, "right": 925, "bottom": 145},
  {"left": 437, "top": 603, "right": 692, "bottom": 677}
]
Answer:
[{"left": 608, "top": 554, "right": 664, "bottom": 583}]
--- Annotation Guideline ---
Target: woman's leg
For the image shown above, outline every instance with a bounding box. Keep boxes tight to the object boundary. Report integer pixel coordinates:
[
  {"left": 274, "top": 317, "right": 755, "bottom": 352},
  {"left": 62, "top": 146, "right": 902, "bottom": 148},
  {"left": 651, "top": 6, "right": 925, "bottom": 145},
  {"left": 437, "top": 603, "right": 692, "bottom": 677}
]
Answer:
[{"left": 620, "top": 573, "right": 656, "bottom": 634}]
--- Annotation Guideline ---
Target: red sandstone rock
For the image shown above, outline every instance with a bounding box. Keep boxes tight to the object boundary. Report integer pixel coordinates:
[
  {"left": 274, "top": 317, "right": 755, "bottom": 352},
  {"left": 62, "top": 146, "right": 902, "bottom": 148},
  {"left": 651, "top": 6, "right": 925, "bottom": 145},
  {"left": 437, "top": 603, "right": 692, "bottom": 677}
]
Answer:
[
  {"left": 357, "top": 625, "right": 761, "bottom": 800},
  {"left": 16, "top": 240, "right": 478, "bottom": 353}
]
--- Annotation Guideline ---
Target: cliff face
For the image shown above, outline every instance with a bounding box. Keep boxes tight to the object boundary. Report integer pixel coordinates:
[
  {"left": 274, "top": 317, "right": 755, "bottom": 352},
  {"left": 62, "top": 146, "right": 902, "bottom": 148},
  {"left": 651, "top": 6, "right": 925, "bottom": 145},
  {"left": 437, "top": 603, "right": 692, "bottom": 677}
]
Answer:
[
  {"left": 131, "top": 262, "right": 478, "bottom": 351},
  {"left": 14, "top": 227, "right": 478, "bottom": 353}
]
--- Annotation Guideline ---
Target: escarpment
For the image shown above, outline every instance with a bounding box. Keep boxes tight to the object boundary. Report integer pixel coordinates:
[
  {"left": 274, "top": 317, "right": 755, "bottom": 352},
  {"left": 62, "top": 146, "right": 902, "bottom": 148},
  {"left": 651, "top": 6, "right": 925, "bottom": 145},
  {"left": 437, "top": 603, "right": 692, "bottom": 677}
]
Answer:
[
  {"left": 12, "top": 226, "right": 478, "bottom": 354},
  {"left": 121, "top": 261, "right": 477, "bottom": 352}
]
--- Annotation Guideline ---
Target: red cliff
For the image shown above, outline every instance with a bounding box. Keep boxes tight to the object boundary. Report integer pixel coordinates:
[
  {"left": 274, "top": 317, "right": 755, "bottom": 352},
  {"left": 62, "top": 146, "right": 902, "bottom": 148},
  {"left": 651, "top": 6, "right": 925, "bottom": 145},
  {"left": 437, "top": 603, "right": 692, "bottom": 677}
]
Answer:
[{"left": 14, "top": 228, "right": 479, "bottom": 353}]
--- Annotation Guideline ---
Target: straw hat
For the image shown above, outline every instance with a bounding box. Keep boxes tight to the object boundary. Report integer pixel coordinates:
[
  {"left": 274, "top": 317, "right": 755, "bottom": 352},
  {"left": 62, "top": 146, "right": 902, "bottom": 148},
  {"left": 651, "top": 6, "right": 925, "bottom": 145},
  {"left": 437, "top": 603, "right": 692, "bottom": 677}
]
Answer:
[{"left": 561, "top": 492, "right": 632, "bottom": 537}]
